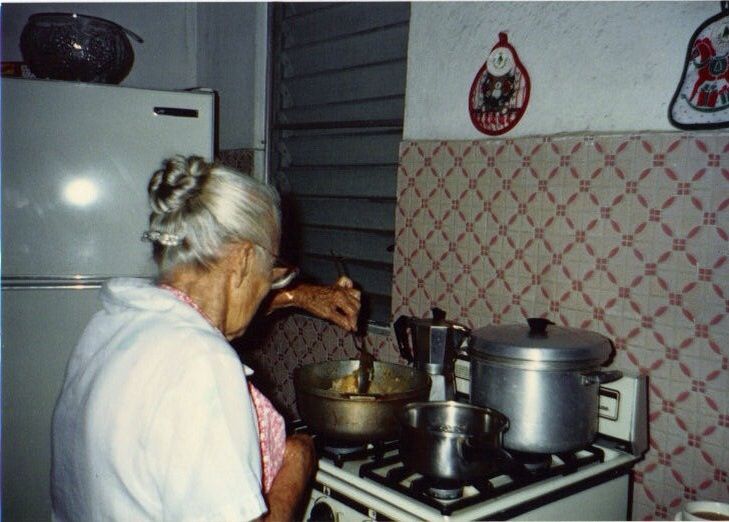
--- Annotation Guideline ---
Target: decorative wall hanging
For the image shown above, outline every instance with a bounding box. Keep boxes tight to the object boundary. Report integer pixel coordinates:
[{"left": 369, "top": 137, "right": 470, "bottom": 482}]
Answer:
[
  {"left": 469, "top": 32, "right": 530, "bottom": 136},
  {"left": 669, "top": 3, "right": 729, "bottom": 129}
]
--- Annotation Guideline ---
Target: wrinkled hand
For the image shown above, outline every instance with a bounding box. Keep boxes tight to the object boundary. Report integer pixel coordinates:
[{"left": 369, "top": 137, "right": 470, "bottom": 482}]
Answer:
[
  {"left": 292, "top": 277, "right": 361, "bottom": 331},
  {"left": 266, "top": 276, "right": 361, "bottom": 331}
]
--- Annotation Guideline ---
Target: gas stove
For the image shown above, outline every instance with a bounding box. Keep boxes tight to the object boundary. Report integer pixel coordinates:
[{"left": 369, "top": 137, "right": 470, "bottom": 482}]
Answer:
[{"left": 301, "top": 370, "right": 647, "bottom": 521}]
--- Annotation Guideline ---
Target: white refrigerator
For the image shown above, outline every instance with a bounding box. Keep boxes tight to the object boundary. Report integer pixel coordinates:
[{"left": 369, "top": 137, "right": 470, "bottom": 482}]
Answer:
[{"left": 1, "top": 77, "right": 215, "bottom": 521}]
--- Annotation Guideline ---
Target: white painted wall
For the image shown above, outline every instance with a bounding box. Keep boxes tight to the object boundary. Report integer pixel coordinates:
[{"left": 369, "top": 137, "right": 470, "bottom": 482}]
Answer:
[
  {"left": 197, "top": 3, "right": 268, "bottom": 152},
  {"left": 1, "top": 2, "right": 267, "bottom": 151},
  {"left": 404, "top": 1, "right": 719, "bottom": 139},
  {"left": 5, "top": 3, "right": 711, "bottom": 156}
]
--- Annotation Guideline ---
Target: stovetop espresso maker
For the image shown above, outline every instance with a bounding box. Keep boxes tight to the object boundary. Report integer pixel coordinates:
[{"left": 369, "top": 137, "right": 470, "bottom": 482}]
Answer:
[{"left": 393, "top": 308, "right": 470, "bottom": 400}]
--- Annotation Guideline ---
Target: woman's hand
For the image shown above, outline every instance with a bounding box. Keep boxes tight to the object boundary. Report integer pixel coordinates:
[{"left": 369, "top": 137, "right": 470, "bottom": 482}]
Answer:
[{"left": 266, "top": 276, "right": 362, "bottom": 331}]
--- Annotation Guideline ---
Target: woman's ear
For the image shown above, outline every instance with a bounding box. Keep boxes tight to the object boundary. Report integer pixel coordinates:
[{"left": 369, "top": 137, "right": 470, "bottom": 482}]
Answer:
[{"left": 229, "top": 242, "right": 255, "bottom": 289}]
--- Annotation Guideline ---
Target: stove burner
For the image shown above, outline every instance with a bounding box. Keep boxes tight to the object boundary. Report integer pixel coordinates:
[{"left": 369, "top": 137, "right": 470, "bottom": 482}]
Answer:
[
  {"left": 410, "top": 476, "right": 465, "bottom": 500},
  {"left": 316, "top": 438, "right": 399, "bottom": 468},
  {"left": 506, "top": 450, "right": 553, "bottom": 472},
  {"left": 406, "top": 466, "right": 465, "bottom": 500},
  {"left": 289, "top": 419, "right": 399, "bottom": 467},
  {"left": 321, "top": 444, "right": 367, "bottom": 455},
  {"left": 427, "top": 486, "right": 463, "bottom": 500}
]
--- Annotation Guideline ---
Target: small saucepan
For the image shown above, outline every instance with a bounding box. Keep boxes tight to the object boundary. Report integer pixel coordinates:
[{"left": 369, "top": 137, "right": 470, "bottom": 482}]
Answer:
[{"left": 399, "top": 401, "right": 509, "bottom": 483}]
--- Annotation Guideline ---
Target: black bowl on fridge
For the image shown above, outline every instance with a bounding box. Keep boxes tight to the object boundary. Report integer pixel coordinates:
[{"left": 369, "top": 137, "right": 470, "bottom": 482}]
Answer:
[{"left": 20, "top": 13, "right": 143, "bottom": 84}]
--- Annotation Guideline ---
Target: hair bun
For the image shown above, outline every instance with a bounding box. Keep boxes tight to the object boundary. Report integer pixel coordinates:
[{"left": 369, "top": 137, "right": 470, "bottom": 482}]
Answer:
[{"left": 148, "top": 155, "right": 208, "bottom": 214}]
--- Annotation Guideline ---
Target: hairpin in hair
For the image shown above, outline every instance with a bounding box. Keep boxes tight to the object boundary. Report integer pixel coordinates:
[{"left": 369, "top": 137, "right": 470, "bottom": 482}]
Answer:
[{"left": 141, "top": 230, "right": 182, "bottom": 246}]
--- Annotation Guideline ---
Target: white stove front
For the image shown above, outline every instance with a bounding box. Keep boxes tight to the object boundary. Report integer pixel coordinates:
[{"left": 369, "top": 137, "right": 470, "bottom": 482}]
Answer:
[{"left": 304, "top": 445, "right": 636, "bottom": 521}]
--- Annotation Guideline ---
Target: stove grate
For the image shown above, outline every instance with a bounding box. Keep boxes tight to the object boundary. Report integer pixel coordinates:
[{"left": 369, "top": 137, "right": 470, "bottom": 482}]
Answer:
[
  {"left": 317, "top": 439, "right": 399, "bottom": 468},
  {"left": 289, "top": 419, "right": 399, "bottom": 468},
  {"left": 359, "top": 446, "right": 606, "bottom": 516},
  {"left": 292, "top": 420, "right": 608, "bottom": 516}
]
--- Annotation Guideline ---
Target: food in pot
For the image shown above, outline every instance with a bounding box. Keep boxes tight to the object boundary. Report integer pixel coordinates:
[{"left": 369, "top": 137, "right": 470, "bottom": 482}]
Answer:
[
  {"left": 329, "top": 369, "right": 405, "bottom": 394},
  {"left": 294, "top": 360, "right": 431, "bottom": 443},
  {"left": 329, "top": 372, "right": 358, "bottom": 393}
]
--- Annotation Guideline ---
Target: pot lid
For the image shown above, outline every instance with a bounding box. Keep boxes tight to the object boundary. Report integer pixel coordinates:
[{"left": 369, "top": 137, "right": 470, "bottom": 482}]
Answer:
[{"left": 469, "top": 318, "right": 613, "bottom": 365}]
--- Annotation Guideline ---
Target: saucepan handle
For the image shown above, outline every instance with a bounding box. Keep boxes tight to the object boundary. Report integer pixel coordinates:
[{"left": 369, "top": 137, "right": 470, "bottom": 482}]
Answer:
[
  {"left": 458, "top": 436, "right": 511, "bottom": 464},
  {"left": 457, "top": 436, "right": 481, "bottom": 462},
  {"left": 581, "top": 370, "right": 623, "bottom": 386}
]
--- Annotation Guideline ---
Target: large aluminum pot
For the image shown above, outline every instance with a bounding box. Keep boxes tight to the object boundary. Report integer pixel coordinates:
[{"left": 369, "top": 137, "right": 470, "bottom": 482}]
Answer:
[
  {"left": 294, "top": 360, "right": 431, "bottom": 444},
  {"left": 469, "top": 318, "right": 622, "bottom": 454},
  {"left": 400, "top": 401, "right": 509, "bottom": 482}
]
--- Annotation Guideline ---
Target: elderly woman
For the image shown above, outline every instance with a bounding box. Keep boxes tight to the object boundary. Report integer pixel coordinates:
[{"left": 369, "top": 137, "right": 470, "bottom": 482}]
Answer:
[{"left": 51, "top": 156, "right": 361, "bottom": 521}]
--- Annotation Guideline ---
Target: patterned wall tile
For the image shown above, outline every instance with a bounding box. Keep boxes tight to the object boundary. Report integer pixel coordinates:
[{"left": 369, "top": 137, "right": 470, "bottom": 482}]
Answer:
[
  {"left": 391, "top": 131, "right": 728, "bottom": 521},
  {"left": 247, "top": 130, "right": 726, "bottom": 521}
]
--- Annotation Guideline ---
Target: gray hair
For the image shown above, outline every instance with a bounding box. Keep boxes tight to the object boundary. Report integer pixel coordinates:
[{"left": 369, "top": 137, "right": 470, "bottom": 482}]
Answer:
[{"left": 144, "top": 155, "right": 281, "bottom": 274}]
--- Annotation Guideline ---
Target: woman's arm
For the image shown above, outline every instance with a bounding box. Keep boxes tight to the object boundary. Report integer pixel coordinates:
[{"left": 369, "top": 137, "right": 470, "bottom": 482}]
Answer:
[
  {"left": 260, "top": 434, "right": 317, "bottom": 521},
  {"left": 264, "top": 276, "right": 361, "bottom": 332}
]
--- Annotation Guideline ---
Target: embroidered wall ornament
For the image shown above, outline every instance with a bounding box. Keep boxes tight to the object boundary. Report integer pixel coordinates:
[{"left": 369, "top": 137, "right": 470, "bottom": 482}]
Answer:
[
  {"left": 669, "top": 2, "right": 729, "bottom": 129},
  {"left": 469, "top": 32, "right": 531, "bottom": 136}
]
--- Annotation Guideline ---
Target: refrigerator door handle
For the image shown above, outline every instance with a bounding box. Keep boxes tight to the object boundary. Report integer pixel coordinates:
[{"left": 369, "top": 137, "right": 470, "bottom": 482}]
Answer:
[
  {"left": 153, "top": 107, "right": 199, "bottom": 118},
  {"left": 2, "top": 276, "right": 110, "bottom": 290}
]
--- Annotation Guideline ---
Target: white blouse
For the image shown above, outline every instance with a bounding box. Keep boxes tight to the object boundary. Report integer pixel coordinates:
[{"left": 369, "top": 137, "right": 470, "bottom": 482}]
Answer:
[{"left": 51, "top": 278, "right": 267, "bottom": 522}]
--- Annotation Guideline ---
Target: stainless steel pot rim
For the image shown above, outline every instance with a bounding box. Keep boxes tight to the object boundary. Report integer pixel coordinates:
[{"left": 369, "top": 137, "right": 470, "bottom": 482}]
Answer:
[
  {"left": 403, "top": 400, "right": 504, "bottom": 414},
  {"left": 294, "top": 385, "right": 429, "bottom": 401},
  {"left": 401, "top": 400, "right": 509, "bottom": 431},
  {"left": 469, "top": 353, "right": 607, "bottom": 371},
  {"left": 293, "top": 360, "right": 432, "bottom": 400}
]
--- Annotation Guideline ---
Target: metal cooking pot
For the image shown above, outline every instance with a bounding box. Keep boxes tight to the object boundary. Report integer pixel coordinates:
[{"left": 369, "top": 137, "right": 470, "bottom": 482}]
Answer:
[
  {"left": 294, "top": 360, "right": 431, "bottom": 444},
  {"left": 399, "top": 401, "right": 509, "bottom": 483},
  {"left": 468, "top": 318, "right": 622, "bottom": 454}
]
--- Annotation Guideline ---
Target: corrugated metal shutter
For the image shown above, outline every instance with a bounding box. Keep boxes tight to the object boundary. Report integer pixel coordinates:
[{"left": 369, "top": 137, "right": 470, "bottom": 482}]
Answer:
[{"left": 269, "top": 2, "right": 409, "bottom": 325}]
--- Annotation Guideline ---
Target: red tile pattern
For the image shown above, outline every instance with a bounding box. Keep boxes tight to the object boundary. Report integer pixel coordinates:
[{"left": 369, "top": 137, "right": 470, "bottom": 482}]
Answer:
[{"left": 392, "top": 133, "right": 729, "bottom": 520}]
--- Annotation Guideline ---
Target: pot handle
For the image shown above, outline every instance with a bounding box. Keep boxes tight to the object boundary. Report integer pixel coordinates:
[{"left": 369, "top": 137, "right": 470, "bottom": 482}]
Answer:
[
  {"left": 102, "top": 18, "right": 144, "bottom": 43},
  {"left": 457, "top": 417, "right": 510, "bottom": 462},
  {"left": 458, "top": 436, "right": 511, "bottom": 464},
  {"left": 527, "top": 317, "right": 555, "bottom": 336},
  {"left": 122, "top": 26, "right": 144, "bottom": 43},
  {"left": 581, "top": 369, "right": 623, "bottom": 386},
  {"left": 393, "top": 315, "right": 414, "bottom": 363},
  {"left": 457, "top": 436, "right": 481, "bottom": 462}
]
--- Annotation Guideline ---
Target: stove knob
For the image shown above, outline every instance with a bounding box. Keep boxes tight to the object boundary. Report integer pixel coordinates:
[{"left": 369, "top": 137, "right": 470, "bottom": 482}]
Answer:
[{"left": 308, "top": 500, "right": 336, "bottom": 522}]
